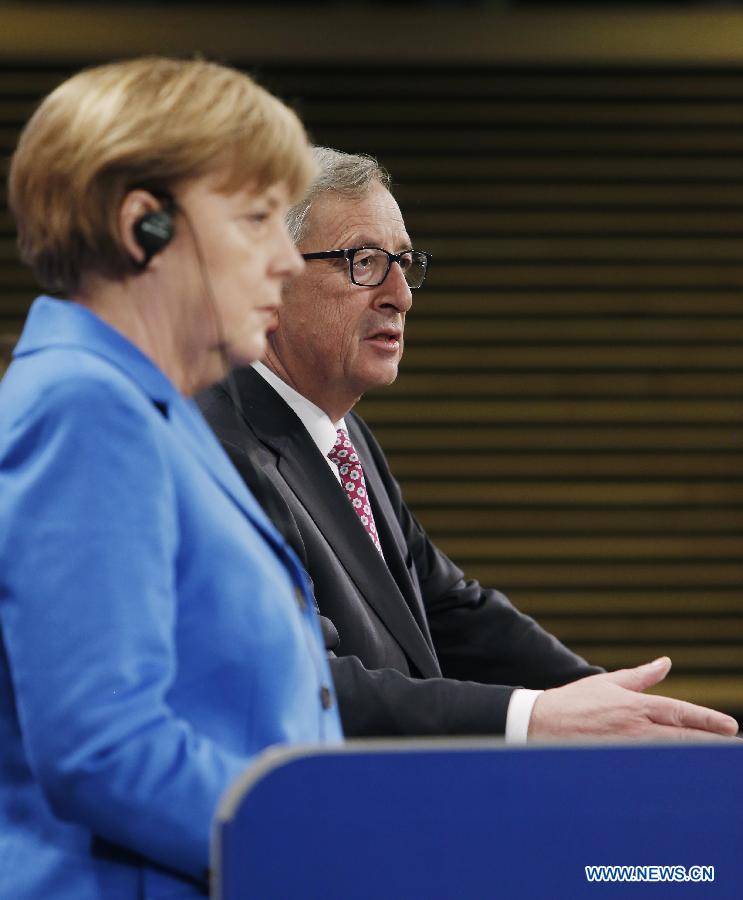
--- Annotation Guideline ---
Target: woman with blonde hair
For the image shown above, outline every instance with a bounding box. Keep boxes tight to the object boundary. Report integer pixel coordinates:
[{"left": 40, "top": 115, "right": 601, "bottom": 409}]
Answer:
[{"left": 0, "top": 57, "right": 342, "bottom": 899}]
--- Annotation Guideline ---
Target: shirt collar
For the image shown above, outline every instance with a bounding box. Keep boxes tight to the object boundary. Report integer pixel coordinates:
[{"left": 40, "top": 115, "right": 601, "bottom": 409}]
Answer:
[{"left": 252, "top": 360, "right": 346, "bottom": 459}]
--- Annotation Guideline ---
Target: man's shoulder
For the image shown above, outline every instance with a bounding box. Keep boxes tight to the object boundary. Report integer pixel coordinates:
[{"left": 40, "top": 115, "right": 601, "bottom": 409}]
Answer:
[
  {"left": 197, "top": 373, "right": 306, "bottom": 474},
  {"left": 198, "top": 371, "right": 263, "bottom": 431},
  {"left": 195, "top": 379, "right": 231, "bottom": 423},
  {"left": 197, "top": 380, "right": 264, "bottom": 454}
]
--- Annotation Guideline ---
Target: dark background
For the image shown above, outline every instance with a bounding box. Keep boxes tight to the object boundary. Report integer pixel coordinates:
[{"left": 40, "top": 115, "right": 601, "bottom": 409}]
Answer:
[{"left": 1, "top": 3, "right": 742, "bottom": 723}]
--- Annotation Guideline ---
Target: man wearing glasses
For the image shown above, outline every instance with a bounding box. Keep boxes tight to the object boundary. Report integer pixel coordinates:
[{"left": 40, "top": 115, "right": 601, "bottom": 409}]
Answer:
[{"left": 199, "top": 147, "right": 738, "bottom": 743}]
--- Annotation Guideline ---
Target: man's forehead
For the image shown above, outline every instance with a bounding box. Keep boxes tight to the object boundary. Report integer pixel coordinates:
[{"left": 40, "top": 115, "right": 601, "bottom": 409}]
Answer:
[{"left": 304, "top": 184, "right": 410, "bottom": 249}]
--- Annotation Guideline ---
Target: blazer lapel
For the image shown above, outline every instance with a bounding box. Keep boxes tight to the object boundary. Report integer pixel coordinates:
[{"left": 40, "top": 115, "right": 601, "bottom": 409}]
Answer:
[
  {"left": 19, "top": 298, "right": 295, "bottom": 571},
  {"left": 234, "top": 369, "right": 441, "bottom": 678},
  {"left": 169, "top": 394, "right": 293, "bottom": 563}
]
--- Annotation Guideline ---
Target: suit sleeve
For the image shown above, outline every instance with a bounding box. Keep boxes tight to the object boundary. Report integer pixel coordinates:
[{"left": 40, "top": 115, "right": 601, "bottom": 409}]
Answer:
[
  {"left": 0, "top": 378, "right": 248, "bottom": 882},
  {"left": 351, "top": 415, "right": 603, "bottom": 691},
  {"left": 328, "top": 654, "right": 515, "bottom": 736}
]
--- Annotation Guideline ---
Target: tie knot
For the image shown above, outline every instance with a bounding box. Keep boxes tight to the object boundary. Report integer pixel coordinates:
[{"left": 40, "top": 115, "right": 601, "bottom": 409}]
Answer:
[{"left": 328, "top": 428, "right": 359, "bottom": 466}]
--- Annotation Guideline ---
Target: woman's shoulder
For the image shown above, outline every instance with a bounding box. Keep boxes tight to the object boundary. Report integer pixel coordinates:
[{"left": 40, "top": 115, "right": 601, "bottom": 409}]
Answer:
[
  {"left": 2, "top": 344, "right": 156, "bottom": 427},
  {"left": 0, "top": 348, "right": 171, "bottom": 490}
]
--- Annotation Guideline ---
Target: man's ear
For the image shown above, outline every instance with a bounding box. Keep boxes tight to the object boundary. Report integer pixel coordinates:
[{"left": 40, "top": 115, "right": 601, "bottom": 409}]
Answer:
[{"left": 119, "top": 189, "right": 174, "bottom": 269}]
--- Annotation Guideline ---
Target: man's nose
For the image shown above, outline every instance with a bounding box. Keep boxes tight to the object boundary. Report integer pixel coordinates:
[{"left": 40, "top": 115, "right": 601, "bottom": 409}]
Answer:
[{"left": 378, "top": 260, "right": 413, "bottom": 312}]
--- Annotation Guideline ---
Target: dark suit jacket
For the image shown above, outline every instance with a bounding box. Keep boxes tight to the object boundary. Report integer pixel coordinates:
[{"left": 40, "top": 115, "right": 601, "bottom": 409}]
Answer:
[{"left": 198, "top": 367, "right": 601, "bottom": 737}]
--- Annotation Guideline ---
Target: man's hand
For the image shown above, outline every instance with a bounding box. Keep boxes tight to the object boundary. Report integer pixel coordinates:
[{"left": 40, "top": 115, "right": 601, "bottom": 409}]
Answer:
[{"left": 528, "top": 656, "right": 740, "bottom": 740}]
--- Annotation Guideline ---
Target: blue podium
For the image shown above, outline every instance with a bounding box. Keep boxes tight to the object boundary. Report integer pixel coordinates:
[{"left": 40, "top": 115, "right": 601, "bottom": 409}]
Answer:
[{"left": 214, "top": 740, "right": 742, "bottom": 899}]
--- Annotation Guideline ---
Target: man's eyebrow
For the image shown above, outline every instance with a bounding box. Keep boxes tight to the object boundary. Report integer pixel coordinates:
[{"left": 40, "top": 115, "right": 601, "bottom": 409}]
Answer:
[
  {"left": 351, "top": 235, "right": 379, "bottom": 248},
  {"left": 353, "top": 236, "right": 413, "bottom": 252}
]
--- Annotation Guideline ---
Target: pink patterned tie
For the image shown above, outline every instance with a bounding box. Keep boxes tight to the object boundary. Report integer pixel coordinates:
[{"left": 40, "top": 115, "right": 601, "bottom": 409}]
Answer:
[{"left": 328, "top": 428, "right": 383, "bottom": 556}]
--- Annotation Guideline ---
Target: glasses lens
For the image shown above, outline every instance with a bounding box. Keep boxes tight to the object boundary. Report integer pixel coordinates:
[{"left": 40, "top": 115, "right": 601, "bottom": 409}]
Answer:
[
  {"left": 400, "top": 251, "right": 428, "bottom": 288},
  {"left": 351, "top": 248, "right": 390, "bottom": 286}
]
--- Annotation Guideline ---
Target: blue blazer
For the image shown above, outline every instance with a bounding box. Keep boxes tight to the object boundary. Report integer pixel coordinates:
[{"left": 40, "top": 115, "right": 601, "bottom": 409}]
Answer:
[{"left": 0, "top": 297, "right": 342, "bottom": 900}]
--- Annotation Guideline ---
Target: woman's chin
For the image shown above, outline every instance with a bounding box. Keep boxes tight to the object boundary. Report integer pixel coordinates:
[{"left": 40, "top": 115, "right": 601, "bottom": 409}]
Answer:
[{"left": 226, "top": 333, "right": 268, "bottom": 370}]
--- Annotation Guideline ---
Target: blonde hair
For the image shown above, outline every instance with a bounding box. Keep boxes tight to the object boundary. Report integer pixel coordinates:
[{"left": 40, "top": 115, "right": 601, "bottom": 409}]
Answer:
[{"left": 8, "top": 57, "right": 315, "bottom": 294}]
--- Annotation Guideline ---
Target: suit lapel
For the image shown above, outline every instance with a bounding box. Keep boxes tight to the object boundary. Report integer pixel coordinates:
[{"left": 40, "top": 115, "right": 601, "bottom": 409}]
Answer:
[
  {"left": 348, "top": 418, "right": 437, "bottom": 654},
  {"left": 234, "top": 369, "right": 440, "bottom": 677}
]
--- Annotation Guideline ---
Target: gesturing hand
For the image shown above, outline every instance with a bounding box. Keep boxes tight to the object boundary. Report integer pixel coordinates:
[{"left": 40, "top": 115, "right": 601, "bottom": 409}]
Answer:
[{"left": 528, "top": 657, "right": 740, "bottom": 741}]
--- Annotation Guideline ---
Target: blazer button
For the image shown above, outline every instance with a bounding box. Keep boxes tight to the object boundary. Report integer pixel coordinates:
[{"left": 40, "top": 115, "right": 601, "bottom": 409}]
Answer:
[
  {"left": 319, "top": 685, "right": 333, "bottom": 710},
  {"left": 294, "top": 585, "right": 306, "bottom": 610}
]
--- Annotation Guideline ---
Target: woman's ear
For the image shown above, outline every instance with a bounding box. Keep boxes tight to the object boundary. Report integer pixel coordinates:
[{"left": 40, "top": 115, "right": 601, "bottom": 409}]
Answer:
[{"left": 119, "top": 189, "right": 175, "bottom": 269}]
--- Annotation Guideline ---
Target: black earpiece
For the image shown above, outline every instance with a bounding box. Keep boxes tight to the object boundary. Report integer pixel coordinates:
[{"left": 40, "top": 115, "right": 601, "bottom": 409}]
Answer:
[{"left": 132, "top": 207, "right": 175, "bottom": 269}]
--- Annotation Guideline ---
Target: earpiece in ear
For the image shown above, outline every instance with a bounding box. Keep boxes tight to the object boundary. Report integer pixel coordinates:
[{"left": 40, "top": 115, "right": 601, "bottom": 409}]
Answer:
[{"left": 132, "top": 208, "right": 174, "bottom": 269}]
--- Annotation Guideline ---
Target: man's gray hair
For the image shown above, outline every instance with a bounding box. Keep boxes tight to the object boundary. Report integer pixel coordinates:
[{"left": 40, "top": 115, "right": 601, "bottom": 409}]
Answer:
[{"left": 286, "top": 146, "right": 391, "bottom": 244}]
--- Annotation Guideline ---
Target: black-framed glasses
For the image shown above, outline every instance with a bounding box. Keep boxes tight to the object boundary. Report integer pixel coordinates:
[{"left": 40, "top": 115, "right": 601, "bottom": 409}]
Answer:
[{"left": 301, "top": 246, "right": 432, "bottom": 289}]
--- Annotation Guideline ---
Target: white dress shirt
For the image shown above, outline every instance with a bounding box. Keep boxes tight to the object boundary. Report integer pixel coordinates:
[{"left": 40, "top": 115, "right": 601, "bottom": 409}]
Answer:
[{"left": 252, "top": 361, "right": 541, "bottom": 742}]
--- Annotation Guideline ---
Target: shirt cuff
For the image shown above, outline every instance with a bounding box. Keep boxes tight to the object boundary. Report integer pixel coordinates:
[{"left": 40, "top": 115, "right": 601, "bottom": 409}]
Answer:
[{"left": 504, "top": 688, "right": 543, "bottom": 744}]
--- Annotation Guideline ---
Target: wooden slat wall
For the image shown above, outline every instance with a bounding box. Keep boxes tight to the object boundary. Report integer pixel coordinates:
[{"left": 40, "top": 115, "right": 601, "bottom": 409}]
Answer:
[{"left": 2, "top": 62, "right": 742, "bottom": 719}]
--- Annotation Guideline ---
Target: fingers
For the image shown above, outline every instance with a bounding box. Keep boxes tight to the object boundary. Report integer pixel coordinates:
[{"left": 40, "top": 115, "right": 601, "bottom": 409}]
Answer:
[
  {"left": 639, "top": 723, "right": 739, "bottom": 743},
  {"left": 644, "top": 695, "right": 740, "bottom": 737},
  {"left": 528, "top": 662, "right": 739, "bottom": 741},
  {"left": 602, "top": 656, "right": 672, "bottom": 693}
]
